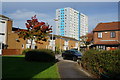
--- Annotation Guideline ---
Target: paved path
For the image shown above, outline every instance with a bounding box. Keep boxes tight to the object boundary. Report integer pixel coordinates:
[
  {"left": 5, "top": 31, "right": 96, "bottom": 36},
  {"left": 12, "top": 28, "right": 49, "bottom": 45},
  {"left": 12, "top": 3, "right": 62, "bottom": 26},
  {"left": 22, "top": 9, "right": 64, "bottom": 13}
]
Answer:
[{"left": 56, "top": 54, "right": 92, "bottom": 79}]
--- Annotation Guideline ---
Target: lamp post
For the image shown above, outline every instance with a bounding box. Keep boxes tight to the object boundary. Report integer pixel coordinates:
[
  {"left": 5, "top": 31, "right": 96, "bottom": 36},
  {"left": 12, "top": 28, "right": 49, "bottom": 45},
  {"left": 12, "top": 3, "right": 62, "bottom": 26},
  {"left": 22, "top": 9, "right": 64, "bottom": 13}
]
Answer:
[
  {"left": 52, "top": 27, "right": 54, "bottom": 51},
  {"left": 52, "top": 19, "right": 59, "bottom": 52},
  {"left": 78, "top": 37, "right": 81, "bottom": 51},
  {"left": 60, "top": 36, "right": 62, "bottom": 54}
]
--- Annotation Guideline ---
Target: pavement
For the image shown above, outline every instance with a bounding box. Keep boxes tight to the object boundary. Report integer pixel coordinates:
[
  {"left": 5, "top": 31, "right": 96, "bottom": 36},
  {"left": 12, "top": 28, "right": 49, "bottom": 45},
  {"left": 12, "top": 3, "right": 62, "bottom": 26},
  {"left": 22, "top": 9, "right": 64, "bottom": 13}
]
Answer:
[{"left": 55, "top": 54, "right": 94, "bottom": 80}]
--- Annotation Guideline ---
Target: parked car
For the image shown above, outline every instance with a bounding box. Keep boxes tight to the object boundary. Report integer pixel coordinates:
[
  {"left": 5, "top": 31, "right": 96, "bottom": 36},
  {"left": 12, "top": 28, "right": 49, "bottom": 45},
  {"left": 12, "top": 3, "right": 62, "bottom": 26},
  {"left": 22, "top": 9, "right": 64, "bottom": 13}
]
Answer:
[{"left": 62, "top": 50, "right": 82, "bottom": 61}]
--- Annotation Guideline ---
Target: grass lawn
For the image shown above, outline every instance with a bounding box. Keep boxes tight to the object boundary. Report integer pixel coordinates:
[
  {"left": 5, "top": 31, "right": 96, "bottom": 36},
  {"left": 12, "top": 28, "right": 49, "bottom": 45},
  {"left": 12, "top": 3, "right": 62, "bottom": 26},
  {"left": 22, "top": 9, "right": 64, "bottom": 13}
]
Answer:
[{"left": 2, "top": 55, "right": 60, "bottom": 79}]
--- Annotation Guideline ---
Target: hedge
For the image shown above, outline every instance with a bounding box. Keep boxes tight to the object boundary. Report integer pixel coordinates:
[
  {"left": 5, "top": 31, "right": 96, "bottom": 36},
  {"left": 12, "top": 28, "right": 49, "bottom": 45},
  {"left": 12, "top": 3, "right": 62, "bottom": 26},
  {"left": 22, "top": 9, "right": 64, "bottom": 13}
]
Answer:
[
  {"left": 25, "top": 49, "right": 55, "bottom": 62},
  {"left": 81, "top": 49, "right": 120, "bottom": 79}
]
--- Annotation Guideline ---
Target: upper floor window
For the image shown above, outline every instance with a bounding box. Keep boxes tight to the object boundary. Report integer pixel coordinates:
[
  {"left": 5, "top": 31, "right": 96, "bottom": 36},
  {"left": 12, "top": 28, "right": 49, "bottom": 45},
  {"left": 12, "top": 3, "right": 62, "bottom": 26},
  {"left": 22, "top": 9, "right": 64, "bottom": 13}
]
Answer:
[
  {"left": 110, "top": 32, "right": 116, "bottom": 38},
  {"left": 98, "top": 32, "right": 102, "bottom": 38}
]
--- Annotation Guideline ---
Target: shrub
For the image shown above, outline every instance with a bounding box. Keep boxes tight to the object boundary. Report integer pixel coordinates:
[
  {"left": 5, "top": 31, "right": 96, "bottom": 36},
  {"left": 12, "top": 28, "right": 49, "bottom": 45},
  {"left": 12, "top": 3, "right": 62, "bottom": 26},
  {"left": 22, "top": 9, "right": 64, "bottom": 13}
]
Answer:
[
  {"left": 22, "top": 48, "right": 31, "bottom": 55},
  {"left": 81, "top": 49, "right": 120, "bottom": 79},
  {"left": 25, "top": 49, "right": 55, "bottom": 62}
]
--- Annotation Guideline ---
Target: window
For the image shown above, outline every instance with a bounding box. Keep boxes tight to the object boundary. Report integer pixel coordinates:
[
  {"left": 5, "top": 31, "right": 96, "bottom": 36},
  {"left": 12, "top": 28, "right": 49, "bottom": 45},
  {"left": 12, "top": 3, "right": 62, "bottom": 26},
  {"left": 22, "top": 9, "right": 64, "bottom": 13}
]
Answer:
[
  {"left": 110, "top": 32, "right": 116, "bottom": 38},
  {"left": 0, "top": 21, "right": 5, "bottom": 23},
  {"left": 98, "top": 32, "right": 102, "bottom": 38},
  {"left": 22, "top": 44, "right": 24, "bottom": 49},
  {"left": 61, "top": 29, "right": 64, "bottom": 30},
  {"left": 35, "top": 46, "right": 37, "bottom": 49}
]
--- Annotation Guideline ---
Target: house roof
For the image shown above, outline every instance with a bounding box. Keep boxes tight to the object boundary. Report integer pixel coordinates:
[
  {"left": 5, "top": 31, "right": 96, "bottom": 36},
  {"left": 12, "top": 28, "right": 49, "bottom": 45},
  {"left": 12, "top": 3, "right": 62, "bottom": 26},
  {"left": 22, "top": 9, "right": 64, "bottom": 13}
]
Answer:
[
  {"left": 94, "top": 41, "right": 120, "bottom": 45},
  {"left": 0, "top": 15, "right": 9, "bottom": 19},
  {"left": 86, "top": 33, "right": 93, "bottom": 42},
  {"left": 0, "top": 14, "right": 12, "bottom": 20},
  {"left": 12, "top": 27, "right": 27, "bottom": 31},
  {"left": 93, "top": 22, "right": 120, "bottom": 32},
  {"left": 80, "top": 33, "right": 93, "bottom": 42}
]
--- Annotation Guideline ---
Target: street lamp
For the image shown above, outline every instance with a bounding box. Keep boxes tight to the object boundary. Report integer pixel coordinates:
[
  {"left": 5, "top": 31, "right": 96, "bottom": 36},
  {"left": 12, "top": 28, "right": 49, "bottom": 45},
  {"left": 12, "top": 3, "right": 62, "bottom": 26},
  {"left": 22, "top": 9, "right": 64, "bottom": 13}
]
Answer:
[
  {"left": 60, "top": 36, "right": 62, "bottom": 54},
  {"left": 51, "top": 26, "right": 54, "bottom": 51},
  {"left": 78, "top": 37, "right": 81, "bottom": 51},
  {"left": 53, "top": 19, "right": 59, "bottom": 53}
]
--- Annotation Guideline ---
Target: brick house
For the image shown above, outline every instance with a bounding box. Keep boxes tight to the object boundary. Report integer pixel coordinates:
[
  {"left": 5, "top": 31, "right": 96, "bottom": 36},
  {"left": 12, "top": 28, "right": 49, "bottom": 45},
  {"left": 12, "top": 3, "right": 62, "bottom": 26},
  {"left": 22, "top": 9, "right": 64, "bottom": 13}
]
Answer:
[
  {"left": 0, "top": 15, "right": 25, "bottom": 55},
  {"left": 1, "top": 15, "right": 79, "bottom": 55},
  {"left": 0, "top": 15, "right": 27, "bottom": 55},
  {"left": 93, "top": 22, "right": 120, "bottom": 50},
  {"left": 48, "top": 35, "right": 79, "bottom": 51}
]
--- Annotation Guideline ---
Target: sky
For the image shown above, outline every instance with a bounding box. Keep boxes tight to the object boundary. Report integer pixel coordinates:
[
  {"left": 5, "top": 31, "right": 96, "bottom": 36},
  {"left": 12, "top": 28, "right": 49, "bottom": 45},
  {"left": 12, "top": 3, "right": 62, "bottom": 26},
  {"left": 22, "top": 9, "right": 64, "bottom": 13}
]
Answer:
[{"left": 2, "top": 2, "right": 119, "bottom": 34}]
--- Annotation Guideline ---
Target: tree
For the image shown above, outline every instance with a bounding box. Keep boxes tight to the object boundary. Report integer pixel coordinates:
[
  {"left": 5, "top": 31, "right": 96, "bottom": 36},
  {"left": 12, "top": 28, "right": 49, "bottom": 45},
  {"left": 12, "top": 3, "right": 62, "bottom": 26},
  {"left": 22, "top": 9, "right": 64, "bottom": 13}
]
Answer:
[
  {"left": 16, "top": 15, "right": 52, "bottom": 49},
  {"left": 80, "top": 33, "right": 93, "bottom": 49}
]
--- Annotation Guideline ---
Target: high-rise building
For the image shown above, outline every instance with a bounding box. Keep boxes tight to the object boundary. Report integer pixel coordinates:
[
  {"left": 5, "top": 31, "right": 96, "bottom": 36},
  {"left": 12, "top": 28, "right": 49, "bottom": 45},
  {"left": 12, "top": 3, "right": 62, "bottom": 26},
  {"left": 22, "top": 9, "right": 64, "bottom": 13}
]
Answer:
[{"left": 56, "top": 7, "right": 88, "bottom": 40}]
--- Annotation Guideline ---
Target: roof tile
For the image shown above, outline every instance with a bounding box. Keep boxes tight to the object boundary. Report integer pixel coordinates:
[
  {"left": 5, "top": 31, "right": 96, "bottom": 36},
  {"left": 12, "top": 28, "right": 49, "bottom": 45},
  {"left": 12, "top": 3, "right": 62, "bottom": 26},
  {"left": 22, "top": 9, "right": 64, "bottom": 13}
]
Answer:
[{"left": 93, "top": 22, "right": 120, "bottom": 31}]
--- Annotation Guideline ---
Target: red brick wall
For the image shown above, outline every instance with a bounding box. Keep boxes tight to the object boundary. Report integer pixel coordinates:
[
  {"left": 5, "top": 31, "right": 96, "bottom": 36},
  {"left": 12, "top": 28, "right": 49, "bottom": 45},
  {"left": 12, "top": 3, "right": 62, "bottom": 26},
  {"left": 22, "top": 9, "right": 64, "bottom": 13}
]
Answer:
[
  {"left": 94, "top": 31, "right": 119, "bottom": 44},
  {"left": 118, "top": 31, "right": 120, "bottom": 42},
  {"left": 2, "top": 49, "right": 22, "bottom": 55}
]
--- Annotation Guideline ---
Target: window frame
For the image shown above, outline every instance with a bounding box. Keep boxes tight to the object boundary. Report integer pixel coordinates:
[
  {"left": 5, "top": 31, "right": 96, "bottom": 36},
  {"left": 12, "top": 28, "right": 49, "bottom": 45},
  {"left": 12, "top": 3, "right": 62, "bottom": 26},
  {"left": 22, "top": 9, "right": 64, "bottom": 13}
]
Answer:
[
  {"left": 98, "top": 32, "right": 102, "bottom": 38},
  {"left": 110, "top": 32, "right": 116, "bottom": 38}
]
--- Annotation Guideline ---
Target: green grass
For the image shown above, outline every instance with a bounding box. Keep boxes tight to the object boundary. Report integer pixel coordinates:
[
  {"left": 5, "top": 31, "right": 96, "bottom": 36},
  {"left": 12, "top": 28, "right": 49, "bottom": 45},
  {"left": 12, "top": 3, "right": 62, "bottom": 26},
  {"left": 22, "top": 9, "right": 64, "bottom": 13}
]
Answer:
[{"left": 2, "top": 55, "right": 60, "bottom": 79}]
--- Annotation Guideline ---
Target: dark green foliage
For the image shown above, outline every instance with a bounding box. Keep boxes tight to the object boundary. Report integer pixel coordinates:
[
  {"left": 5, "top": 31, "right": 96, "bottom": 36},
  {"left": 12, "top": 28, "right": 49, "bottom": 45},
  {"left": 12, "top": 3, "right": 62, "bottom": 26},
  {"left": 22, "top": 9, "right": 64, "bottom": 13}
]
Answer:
[
  {"left": 25, "top": 49, "right": 55, "bottom": 62},
  {"left": 22, "top": 48, "right": 31, "bottom": 55},
  {"left": 81, "top": 49, "right": 120, "bottom": 79}
]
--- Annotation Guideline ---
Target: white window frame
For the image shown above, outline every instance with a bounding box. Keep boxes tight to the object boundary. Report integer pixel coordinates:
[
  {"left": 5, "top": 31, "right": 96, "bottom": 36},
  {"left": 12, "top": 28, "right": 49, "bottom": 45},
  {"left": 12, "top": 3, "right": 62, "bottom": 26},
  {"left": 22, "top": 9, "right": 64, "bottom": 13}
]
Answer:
[{"left": 98, "top": 32, "right": 102, "bottom": 38}]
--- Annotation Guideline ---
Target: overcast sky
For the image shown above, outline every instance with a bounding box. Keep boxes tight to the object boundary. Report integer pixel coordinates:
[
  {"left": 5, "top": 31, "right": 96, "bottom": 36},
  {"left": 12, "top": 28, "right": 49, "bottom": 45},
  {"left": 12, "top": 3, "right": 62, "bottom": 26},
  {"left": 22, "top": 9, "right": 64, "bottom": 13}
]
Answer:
[{"left": 2, "top": 2, "right": 119, "bottom": 33}]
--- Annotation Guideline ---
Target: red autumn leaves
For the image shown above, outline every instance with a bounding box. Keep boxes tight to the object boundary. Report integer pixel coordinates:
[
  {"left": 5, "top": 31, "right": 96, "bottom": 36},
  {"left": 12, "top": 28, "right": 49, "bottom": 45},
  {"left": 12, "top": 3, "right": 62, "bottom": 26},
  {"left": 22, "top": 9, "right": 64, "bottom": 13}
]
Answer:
[
  {"left": 25, "top": 15, "right": 52, "bottom": 33},
  {"left": 33, "top": 22, "right": 45, "bottom": 29},
  {"left": 17, "top": 15, "right": 52, "bottom": 42},
  {"left": 25, "top": 20, "right": 45, "bottom": 29}
]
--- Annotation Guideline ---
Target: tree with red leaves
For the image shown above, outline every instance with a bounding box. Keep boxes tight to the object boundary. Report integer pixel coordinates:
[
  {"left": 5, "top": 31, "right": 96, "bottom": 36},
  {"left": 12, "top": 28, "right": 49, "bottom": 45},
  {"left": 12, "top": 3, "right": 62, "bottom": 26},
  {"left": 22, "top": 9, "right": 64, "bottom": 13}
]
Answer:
[
  {"left": 80, "top": 33, "right": 93, "bottom": 50},
  {"left": 17, "top": 15, "right": 52, "bottom": 49}
]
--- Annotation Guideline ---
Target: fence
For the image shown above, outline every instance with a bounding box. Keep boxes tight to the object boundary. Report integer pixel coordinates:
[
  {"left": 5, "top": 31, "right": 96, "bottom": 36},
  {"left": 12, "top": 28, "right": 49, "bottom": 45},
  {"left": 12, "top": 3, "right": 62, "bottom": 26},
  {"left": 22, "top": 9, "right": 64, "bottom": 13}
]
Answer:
[{"left": 2, "top": 49, "right": 22, "bottom": 55}]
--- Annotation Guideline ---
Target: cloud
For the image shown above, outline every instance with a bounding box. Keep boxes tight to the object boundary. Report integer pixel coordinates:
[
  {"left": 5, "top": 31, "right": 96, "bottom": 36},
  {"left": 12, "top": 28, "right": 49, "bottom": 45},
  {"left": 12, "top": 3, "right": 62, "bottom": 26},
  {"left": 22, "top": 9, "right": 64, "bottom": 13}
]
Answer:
[
  {"left": 7, "top": 9, "right": 57, "bottom": 34},
  {"left": 7, "top": 9, "right": 54, "bottom": 26},
  {"left": 8, "top": 9, "right": 52, "bottom": 20}
]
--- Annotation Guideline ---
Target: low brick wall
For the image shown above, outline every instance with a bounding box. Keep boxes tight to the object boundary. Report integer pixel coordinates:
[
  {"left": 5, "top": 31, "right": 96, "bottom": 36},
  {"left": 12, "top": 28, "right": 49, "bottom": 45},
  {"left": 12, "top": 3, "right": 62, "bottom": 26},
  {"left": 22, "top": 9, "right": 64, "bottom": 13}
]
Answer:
[{"left": 2, "top": 49, "right": 22, "bottom": 55}]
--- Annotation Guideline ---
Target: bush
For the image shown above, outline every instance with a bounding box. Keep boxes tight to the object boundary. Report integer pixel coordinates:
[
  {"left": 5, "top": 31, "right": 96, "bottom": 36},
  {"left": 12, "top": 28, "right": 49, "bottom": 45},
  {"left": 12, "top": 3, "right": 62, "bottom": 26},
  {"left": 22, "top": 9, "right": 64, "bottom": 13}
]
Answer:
[
  {"left": 25, "top": 49, "right": 55, "bottom": 62},
  {"left": 22, "top": 48, "right": 31, "bottom": 55},
  {"left": 81, "top": 49, "right": 120, "bottom": 79}
]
